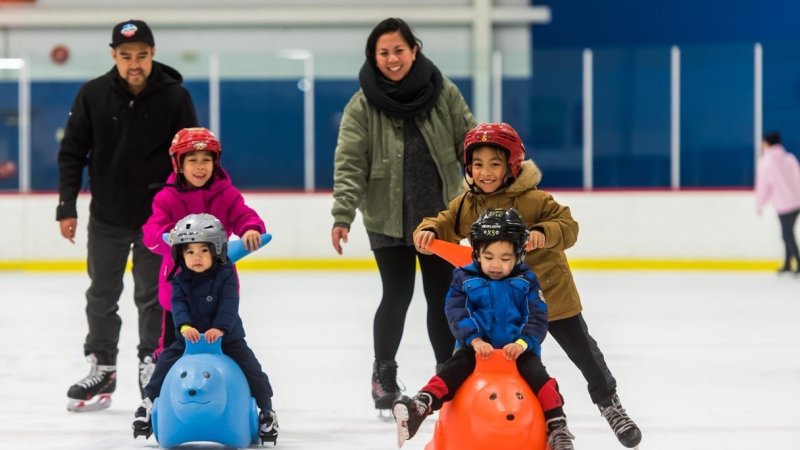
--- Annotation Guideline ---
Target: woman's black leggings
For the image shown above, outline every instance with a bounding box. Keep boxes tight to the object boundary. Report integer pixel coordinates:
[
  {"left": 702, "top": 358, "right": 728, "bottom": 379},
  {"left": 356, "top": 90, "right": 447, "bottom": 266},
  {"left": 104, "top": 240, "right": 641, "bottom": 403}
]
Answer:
[{"left": 373, "top": 245, "right": 455, "bottom": 365}]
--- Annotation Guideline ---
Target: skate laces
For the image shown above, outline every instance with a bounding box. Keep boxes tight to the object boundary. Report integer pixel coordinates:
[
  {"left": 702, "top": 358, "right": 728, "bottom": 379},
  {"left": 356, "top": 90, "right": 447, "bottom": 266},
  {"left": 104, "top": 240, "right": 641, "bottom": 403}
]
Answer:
[
  {"left": 412, "top": 392, "right": 433, "bottom": 416},
  {"left": 376, "top": 377, "right": 406, "bottom": 396},
  {"left": 76, "top": 355, "right": 115, "bottom": 389},
  {"left": 76, "top": 372, "right": 107, "bottom": 389},
  {"left": 135, "top": 398, "right": 152, "bottom": 421},
  {"left": 546, "top": 418, "right": 575, "bottom": 450},
  {"left": 376, "top": 362, "right": 405, "bottom": 394},
  {"left": 259, "top": 410, "right": 279, "bottom": 435},
  {"left": 139, "top": 355, "right": 155, "bottom": 388},
  {"left": 599, "top": 395, "right": 637, "bottom": 435}
]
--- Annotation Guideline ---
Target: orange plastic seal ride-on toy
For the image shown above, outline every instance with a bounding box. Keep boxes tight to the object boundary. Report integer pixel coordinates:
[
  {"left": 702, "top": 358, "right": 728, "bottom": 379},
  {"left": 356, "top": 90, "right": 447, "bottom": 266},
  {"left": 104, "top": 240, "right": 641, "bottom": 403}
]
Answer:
[{"left": 425, "top": 350, "right": 547, "bottom": 450}]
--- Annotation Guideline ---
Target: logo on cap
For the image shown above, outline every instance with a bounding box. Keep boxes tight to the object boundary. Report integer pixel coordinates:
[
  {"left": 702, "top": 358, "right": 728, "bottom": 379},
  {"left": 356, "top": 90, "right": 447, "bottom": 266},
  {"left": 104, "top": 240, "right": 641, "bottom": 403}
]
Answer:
[
  {"left": 120, "top": 23, "right": 138, "bottom": 38},
  {"left": 193, "top": 142, "right": 208, "bottom": 151}
]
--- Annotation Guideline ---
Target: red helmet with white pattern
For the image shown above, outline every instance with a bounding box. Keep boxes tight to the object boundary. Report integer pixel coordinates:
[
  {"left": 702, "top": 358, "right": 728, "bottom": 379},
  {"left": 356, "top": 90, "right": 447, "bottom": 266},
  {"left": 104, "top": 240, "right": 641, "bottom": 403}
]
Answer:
[
  {"left": 463, "top": 122, "right": 525, "bottom": 178},
  {"left": 169, "top": 127, "right": 221, "bottom": 173}
]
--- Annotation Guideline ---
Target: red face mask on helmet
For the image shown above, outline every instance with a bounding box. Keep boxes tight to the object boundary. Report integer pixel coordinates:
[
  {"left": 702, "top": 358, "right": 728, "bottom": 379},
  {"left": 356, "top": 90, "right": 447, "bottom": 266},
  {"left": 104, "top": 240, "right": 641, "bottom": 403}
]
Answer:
[
  {"left": 463, "top": 122, "right": 525, "bottom": 178},
  {"left": 169, "top": 127, "right": 222, "bottom": 173}
]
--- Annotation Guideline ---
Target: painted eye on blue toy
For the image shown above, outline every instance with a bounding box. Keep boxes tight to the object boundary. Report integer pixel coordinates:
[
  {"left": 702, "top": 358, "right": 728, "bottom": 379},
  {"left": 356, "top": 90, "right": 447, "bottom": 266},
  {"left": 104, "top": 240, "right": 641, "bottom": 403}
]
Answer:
[
  {"left": 203, "top": 371, "right": 211, "bottom": 379},
  {"left": 180, "top": 371, "right": 187, "bottom": 378}
]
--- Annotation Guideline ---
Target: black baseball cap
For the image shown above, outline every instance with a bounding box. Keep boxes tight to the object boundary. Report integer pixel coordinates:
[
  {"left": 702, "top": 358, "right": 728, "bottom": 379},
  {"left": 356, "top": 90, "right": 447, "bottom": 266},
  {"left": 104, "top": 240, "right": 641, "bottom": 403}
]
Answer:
[{"left": 110, "top": 20, "right": 155, "bottom": 48}]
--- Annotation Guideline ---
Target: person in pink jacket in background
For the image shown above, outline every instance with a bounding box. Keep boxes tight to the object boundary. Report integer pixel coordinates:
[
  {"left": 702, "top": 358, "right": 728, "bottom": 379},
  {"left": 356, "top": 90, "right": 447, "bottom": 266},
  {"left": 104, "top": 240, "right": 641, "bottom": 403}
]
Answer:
[
  {"left": 142, "top": 127, "right": 266, "bottom": 362},
  {"left": 755, "top": 132, "right": 800, "bottom": 275}
]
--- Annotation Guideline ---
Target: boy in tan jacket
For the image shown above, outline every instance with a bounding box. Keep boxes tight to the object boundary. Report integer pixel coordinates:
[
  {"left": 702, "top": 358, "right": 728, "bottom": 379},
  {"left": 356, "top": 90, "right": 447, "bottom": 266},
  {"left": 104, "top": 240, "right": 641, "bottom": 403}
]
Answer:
[{"left": 414, "top": 123, "right": 641, "bottom": 449}]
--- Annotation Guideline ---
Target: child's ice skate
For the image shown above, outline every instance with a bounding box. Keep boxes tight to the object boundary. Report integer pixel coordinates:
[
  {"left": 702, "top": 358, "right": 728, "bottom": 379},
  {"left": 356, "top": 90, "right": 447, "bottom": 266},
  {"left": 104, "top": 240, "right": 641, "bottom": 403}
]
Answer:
[
  {"left": 132, "top": 398, "right": 153, "bottom": 439},
  {"left": 66, "top": 354, "right": 116, "bottom": 412},
  {"left": 392, "top": 392, "right": 432, "bottom": 448},
  {"left": 259, "top": 409, "right": 279, "bottom": 445},
  {"left": 598, "top": 393, "right": 641, "bottom": 448},
  {"left": 546, "top": 416, "right": 576, "bottom": 450}
]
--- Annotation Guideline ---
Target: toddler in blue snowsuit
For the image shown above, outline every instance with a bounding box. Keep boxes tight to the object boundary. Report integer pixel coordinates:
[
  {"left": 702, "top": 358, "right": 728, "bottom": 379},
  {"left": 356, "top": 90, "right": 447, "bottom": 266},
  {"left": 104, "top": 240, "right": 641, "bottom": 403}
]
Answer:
[{"left": 132, "top": 213, "right": 278, "bottom": 445}]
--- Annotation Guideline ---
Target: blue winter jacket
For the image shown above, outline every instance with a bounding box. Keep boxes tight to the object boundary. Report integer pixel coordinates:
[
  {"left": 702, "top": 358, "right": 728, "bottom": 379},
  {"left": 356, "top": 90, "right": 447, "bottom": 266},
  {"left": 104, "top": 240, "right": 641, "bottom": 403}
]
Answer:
[
  {"left": 170, "top": 261, "right": 245, "bottom": 343},
  {"left": 445, "top": 263, "right": 548, "bottom": 355}
]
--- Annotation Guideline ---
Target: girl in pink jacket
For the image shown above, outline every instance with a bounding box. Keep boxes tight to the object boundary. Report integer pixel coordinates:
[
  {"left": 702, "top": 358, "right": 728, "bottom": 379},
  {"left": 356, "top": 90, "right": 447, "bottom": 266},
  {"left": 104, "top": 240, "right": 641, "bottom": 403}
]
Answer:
[
  {"left": 142, "top": 127, "right": 266, "bottom": 356},
  {"left": 755, "top": 132, "right": 800, "bottom": 274}
]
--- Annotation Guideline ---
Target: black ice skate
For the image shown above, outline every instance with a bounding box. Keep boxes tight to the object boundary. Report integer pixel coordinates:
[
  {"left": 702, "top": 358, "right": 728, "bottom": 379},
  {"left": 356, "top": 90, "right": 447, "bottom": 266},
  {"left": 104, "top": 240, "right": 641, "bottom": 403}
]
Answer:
[
  {"left": 132, "top": 398, "right": 153, "bottom": 439},
  {"left": 372, "top": 360, "right": 402, "bottom": 412},
  {"left": 66, "top": 354, "right": 116, "bottom": 412},
  {"left": 138, "top": 354, "right": 155, "bottom": 399},
  {"left": 598, "top": 393, "right": 642, "bottom": 448},
  {"left": 259, "top": 409, "right": 279, "bottom": 445},
  {"left": 392, "top": 392, "right": 432, "bottom": 448},
  {"left": 546, "top": 417, "right": 576, "bottom": 450}
]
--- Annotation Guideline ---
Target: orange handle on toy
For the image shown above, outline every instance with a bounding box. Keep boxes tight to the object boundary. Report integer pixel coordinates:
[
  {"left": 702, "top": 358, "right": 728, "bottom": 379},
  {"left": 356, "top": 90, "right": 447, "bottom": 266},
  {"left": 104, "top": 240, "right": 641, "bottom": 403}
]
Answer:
[{"left": 427, "top": 239, "right": 473, "bottom": 267}]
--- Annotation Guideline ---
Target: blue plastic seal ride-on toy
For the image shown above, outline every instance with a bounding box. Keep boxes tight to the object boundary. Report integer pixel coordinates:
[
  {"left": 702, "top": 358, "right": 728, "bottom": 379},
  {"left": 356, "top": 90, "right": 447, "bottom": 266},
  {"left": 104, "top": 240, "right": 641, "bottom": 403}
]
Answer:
[{"left": 151, "top": 334, "right": 260, "bottom": 448}]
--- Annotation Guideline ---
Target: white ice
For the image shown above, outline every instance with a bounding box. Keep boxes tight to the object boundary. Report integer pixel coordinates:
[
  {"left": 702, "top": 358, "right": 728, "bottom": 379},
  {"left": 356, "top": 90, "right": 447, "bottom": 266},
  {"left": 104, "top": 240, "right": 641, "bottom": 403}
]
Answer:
[{"left": 0, "top": 269, "right": 798, "bottom": 449}]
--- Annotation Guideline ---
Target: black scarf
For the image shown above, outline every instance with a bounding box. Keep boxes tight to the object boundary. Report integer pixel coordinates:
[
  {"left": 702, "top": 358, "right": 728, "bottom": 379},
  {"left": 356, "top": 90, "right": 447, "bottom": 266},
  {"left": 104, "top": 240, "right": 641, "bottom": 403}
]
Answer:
[{"left": 358, "top": 52, "right": 444, "bottom": 119}]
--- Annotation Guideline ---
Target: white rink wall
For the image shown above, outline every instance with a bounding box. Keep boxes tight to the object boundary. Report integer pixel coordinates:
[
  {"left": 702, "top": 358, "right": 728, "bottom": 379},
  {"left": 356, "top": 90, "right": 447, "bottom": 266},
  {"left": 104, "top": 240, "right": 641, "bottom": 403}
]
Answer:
[{"left": 0, "top": 190, "right": 782, "bottom": 263}]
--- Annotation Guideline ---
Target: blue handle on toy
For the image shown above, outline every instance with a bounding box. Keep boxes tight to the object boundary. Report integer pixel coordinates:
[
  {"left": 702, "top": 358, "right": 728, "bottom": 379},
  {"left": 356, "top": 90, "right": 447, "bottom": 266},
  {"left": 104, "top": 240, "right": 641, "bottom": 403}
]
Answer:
[
  {"left": 162, "top": 232, "right": 272, "bottom": 263},
  {"left": 185, "top": 334, "right": 224, "bottom": 355},
  {"left": 227, "top": 233, "right": 272, "bottom": 262}
]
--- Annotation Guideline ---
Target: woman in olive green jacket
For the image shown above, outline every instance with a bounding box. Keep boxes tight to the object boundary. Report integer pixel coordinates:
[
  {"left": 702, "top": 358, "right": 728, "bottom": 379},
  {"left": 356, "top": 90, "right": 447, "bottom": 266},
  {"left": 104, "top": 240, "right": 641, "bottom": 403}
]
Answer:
[{"left": 329, "top": 18, "right": 476, "bottom": 411}]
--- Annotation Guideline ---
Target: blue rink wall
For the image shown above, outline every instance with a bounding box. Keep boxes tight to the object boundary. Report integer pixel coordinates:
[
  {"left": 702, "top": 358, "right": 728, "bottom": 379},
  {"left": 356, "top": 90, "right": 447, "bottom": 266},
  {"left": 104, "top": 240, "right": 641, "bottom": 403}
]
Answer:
[
  {"left": 0, "top": 78, "right": 363, "bottom": 191},
  {"left": 3, "top": 58, "right": 800, "bottom": 192}
]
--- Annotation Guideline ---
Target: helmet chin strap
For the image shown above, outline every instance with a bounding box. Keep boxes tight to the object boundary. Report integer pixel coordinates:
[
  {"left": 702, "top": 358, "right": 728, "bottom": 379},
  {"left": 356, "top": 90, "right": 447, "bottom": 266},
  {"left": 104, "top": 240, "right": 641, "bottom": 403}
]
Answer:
[{"left": 463, "top": 172, "right": 478, "bottom": 192}]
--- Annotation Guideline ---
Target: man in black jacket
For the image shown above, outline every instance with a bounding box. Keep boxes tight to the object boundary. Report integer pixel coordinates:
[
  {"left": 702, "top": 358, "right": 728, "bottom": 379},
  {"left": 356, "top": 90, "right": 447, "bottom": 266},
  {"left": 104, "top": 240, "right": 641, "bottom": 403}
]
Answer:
[{"left": 56, "top": 19, "right": 198, "bottom": 412}]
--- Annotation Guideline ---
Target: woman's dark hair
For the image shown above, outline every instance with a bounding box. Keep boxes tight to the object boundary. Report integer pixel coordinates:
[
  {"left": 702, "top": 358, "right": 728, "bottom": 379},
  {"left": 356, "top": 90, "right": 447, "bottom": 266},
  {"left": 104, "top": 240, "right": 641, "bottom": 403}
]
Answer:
[
  {"left": 764, "top": 131, "right": 782, "bottom": 146},
  {"left": 365, "top": 17, "right": 422, "bottom": 66}
]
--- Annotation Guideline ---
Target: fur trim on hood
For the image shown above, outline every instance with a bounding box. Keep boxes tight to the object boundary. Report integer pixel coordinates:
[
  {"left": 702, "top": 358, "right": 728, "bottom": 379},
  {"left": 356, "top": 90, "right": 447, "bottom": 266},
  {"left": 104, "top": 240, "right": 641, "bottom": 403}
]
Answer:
[{"left": 506, "top": 160, "right": 542, "bottom": 194}]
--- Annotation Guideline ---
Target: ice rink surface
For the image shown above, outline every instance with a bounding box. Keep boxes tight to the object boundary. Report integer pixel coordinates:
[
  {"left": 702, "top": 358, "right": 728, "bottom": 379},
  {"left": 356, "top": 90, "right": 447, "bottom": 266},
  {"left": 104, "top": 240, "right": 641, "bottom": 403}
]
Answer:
[{"left": 1, "top": 269, "right": 798, "bottom": 450}]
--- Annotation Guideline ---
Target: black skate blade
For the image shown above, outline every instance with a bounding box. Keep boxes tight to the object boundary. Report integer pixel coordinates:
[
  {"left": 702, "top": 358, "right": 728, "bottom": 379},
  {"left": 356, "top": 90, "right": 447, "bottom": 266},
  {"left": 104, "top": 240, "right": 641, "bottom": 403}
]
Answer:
[
  {"left": 132, "top": 427, "right": 152, "bottom": 440},
  {"left": 66, "top": 394, "right": 112, "bottom": 412},
  {"left": 260, "top": 435, "right": 277, "bottom": 446},
  {"left": 392, "top": 403, "right": 410, "bottom": 448}
]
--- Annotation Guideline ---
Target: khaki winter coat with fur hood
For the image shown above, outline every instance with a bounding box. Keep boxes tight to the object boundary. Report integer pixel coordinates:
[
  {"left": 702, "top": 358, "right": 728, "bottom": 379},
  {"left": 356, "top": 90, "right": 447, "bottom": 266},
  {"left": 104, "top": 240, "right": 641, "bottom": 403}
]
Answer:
[{"left": 414, "top": 160, "right": 582, "bottom": 321}]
